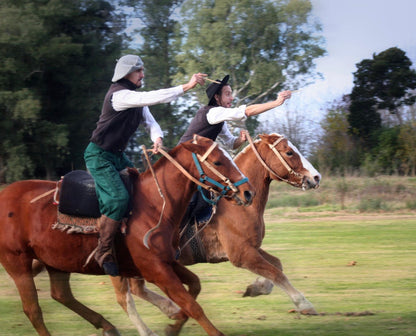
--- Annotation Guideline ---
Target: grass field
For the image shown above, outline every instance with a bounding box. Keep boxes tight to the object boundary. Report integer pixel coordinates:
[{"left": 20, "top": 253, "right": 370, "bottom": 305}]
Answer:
[{"left": 1, "top": 176, "right": 415, "bottom": 335}]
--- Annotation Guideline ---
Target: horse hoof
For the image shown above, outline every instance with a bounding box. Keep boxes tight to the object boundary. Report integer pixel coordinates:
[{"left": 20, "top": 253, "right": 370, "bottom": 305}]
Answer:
[
  {"left": 103, "top": 327, "right": 122, "bottom": 336},
  {"left": 165, "top": 324, "right": 180, "bottom": 336},
  {"left": 169, "top": 312, "right": 186, "bottom": 320},
  {"left": 300, "top": 307, "right": 318, "bottom": 315}
]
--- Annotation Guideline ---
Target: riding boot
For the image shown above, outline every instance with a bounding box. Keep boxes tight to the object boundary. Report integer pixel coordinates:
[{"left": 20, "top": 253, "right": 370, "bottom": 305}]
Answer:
[{"left": 95, "top": 215, "right": 120, "bottom": 277}]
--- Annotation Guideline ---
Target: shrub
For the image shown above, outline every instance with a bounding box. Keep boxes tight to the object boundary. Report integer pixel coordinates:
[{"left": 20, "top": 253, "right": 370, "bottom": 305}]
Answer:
[{"left": 357, "top": 198, "right": 389, "bottom": 212}]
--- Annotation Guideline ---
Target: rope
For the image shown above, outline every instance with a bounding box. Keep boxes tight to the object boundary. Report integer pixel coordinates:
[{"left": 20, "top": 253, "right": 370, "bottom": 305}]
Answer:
[
  {"left": 142, "top": 146, "right": 166, "bottom": 249},
  {"left": 30, "top": 179, "right": 61, "bottom": 204}
]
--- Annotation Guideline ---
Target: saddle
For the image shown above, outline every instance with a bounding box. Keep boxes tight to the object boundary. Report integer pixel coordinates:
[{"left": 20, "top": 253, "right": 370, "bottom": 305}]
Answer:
[{"left": 54, "top": 170, "right": 134, "bottom": 234}]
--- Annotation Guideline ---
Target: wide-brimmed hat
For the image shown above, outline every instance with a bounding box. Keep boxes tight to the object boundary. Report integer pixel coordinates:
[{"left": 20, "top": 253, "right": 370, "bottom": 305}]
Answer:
[
  {"left": 111, "top": 55, "right": 144, "bottom": 82},
  {"left": 206, "top": 75, "right": 230, "bottom": 105}
]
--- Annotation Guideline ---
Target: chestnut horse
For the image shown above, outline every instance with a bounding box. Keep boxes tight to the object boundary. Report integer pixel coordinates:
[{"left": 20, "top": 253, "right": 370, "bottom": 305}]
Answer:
[
  {"left": 0, "top": 135, "right": 255, "bottom": 336},
  {"left": 109, "top": 133, "right": 321, "bottom": 336}
]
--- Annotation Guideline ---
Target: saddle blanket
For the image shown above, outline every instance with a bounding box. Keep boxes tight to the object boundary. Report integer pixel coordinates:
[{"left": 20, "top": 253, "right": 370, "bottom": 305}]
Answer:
[{"left": 53, "top": 211, "right": 99, "bottom": 234}]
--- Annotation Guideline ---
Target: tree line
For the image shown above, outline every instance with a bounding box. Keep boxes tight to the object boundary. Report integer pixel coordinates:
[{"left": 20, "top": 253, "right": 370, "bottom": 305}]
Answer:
[
  {"left": 1, "top": 1, "right": 414, "bottom": 183},
  {"left": 1, "top": 0, "right": 325, "bottom": 183},
  {"left": 312, "top": 47, "right": 416, "bottom": 176}
]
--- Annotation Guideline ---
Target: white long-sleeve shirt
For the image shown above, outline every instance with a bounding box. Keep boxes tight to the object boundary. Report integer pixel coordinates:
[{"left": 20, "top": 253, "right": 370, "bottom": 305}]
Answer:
[
  {"left": 206, "top": 105, "right": 247, "bottom": 149},
  {"left": 111, "top": 85, "right": 184, "bottom": 142}
]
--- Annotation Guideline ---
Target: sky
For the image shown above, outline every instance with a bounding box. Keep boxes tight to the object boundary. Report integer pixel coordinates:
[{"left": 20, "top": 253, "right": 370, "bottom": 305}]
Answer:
[
  {"left": 285, "top": 0, "right": 416, "bottom": 119},
  {"left": 125, "top": 0, "right": 416, "bottom": 122}
]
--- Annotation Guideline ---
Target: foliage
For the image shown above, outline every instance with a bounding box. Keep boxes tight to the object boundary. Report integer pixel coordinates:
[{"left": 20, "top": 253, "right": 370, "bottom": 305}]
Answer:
[
  {"left": 311, "top": 47, "right": 416, "bottom": 176},
  {"left": 121, "top": 0, "right": 191, "bottom": 154},
  {"left": 267, "top": 175, "right": 416, "bottom": 214},
  {"left": 173, "top": 0, "right": 325, "bottom": 134},
  {"left": 348, "top": 47, "right": 416, "bottom": 148},
  {"left": 310, "top": 96, "right": 358, "bottom": 174},
  {"left": 397, "top": 119, "right": 416, "bottom": 175},
  {"left": 0, "top": 0, "right": 127, "bottom": 182}
]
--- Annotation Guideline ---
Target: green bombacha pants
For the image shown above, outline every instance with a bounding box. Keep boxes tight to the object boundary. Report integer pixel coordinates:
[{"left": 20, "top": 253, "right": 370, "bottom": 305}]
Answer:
[{"left": 84, "top": 142, "right": 133, "bottom": 221}]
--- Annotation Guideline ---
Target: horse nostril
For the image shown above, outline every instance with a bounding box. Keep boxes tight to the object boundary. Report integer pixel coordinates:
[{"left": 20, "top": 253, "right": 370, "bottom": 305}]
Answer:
[
  {"left": 314, "top": 175, "right": 320, "bottom": 184},
  {"left": 244, "top": 190, "right": 253, "bottom": 204}
]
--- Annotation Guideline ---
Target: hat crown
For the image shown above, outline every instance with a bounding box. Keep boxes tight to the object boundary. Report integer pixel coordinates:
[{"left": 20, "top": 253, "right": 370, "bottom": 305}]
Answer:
[
  {"left": 206, "top": 75, "right": 230, "bottom": 105},
  {"left": 112, "top": 55, "right": 144, "bottom": 82}
]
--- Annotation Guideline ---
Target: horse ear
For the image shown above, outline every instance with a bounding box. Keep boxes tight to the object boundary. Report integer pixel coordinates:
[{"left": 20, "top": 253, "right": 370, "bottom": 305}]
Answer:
[
  {"left": 259, "top": 133, "right": 271, "bottom": 144},
  {"left": 181, "top": 134, "right": 206, "bottom": 155},
  {"left": 127, "top": 167, "right": 139, "bottom": 179},
  {"left": 181, "top": 140, "right": 202, "bottom": 154},
  {"left": 192, "top": 134, "right": 200, "bottom": 144}
]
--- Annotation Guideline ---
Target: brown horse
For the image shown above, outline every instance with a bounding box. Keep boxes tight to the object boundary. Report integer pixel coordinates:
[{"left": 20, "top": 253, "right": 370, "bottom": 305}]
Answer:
[
  {"left": 0, "top": 135, "right": 255, "bottom": 336},
  {"left": 109, "top": 133, "right": 321, "bottom": 336}
]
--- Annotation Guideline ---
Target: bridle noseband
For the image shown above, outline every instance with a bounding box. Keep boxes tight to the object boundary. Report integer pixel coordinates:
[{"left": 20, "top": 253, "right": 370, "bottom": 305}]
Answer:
[{"left": 192, "top": 142, "right": 248, "bottom": 205}]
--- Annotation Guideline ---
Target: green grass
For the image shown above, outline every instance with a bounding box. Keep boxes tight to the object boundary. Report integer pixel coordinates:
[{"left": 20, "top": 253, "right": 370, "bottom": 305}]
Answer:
[{"left": 1, "top": 213, "right": 415, "bottom": 336}]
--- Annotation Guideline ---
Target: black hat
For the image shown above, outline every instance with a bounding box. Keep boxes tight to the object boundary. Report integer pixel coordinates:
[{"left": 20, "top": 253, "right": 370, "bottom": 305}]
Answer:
[{"left": 206, "top": 75, "right": 230, "bottom": 106}]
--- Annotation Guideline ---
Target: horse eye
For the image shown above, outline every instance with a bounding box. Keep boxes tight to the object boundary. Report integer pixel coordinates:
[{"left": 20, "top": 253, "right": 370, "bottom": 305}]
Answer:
[
  {"left": 213, "top": 161, "right": 221, "bottom": 166},
  {"left": 286, "top": 151, "right": 293, "bottom": 156}
]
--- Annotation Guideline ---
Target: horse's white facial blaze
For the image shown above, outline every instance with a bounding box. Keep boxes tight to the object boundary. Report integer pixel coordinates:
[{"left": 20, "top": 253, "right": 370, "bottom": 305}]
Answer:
[{"left": 288, "top": 140, "right": 321, "bottom": 181}]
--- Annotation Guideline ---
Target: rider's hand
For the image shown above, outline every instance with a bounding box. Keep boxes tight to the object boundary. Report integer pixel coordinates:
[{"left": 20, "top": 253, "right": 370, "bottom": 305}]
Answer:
[
  {"left": 152, "top": 137, "right": 163, "bottom": 154},
  {"left": 276, "top": 90, "right": 292, "bottom": 104},
  {"left": 182, "top": 73, "right": 207, "bottom": 92}
]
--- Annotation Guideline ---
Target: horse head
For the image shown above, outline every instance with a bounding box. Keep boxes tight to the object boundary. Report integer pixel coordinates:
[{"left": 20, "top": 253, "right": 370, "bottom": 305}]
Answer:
[
  {"left": 255, "top": 133, "right": 321, "bottom": 190},
  {"left": 180, "top": 134, "right": 255, "bottom": 206}
]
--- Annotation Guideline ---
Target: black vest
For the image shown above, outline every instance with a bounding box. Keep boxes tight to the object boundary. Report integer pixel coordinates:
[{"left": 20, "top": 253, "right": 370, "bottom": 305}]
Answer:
[
  {"left": 179, "top": 105, "right": 224, "bottom": 144},
  {"left": 90, "top": 79, "right": 143, "bottom": 152}
]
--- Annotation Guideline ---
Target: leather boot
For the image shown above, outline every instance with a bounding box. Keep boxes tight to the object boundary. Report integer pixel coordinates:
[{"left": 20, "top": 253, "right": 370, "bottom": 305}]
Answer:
[{"left": 95, "top": 215, "right": 120, "bottom": 276}]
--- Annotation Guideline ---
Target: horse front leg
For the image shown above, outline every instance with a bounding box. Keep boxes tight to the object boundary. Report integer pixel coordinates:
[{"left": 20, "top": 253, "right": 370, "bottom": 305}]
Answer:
[
  {"left": 145, "top": 262, "right": 224, "bottom": 336},
  {"left": 47, "top": 269, "right": 121, "bottom": 336},
  {"left": 128, "top": 277, "right": 180, "bottom": 319},
  {"left": 162, "top": 262, "right": 205, "bottom": 336},
  {"left": 230, "top": 247, "right": 317, "bottom": 315},
  {"left": 110, "top": 276, "right": 159, "bottom": 336}
]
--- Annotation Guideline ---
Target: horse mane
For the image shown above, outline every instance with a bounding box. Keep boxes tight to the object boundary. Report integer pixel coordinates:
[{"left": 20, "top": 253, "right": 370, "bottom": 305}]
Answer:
[
  {"left": 140, "top": 144, "right": 182, "bottom": 176},
  {"left": 234, "top": 133, "right": 285, "bottom": 160}
]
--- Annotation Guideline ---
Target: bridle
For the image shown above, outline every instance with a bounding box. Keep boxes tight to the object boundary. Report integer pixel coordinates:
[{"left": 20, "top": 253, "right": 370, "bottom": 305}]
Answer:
[
  {"left": 159, "top": 141, "right": 248, "bottom": 203},
  {"left": 246, "top": 132, "right": 305, "bottom": 189},
  {"left": 191, "top": 143, "right": 248, "bottom": 205},
  {"left": 142, "top": 139, "right": 249, "bottom": 248}
]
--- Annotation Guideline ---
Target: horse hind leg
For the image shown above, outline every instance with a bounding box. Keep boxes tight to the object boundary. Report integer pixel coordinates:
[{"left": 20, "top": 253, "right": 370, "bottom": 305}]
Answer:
[
  {"left": 1, "top": 257, "right": 51, "bottom": 336},
  {"left": 110, "top": 276, "right": 159, "bottom": 336},
  {"left": 47, "top": 268, "right": 121, "bottom": 336}
]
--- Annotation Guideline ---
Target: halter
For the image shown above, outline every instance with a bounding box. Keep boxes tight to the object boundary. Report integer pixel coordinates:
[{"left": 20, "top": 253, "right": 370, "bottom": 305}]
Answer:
[
  {"left": 246, "top": 132, "right": 304, "bottom": 188},
  {"left": 142, "top": 140, "right": 249, "bottom": 248},
  {"left": 192, "top": 142, "right": 248, "bottom": 205}
]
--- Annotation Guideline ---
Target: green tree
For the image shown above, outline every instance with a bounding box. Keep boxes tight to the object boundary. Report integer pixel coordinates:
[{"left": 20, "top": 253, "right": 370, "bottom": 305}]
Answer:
[
  {"left": 0, "top": 0, "right": 126, "bottom": 182},
  {"left": 174, "top": 0, "right": 325, "bottom": 133},
  {"left": 121, "top": 0, "right": 192, "bottom": 157},
  {"left": 311, "top": 97, "right": 357, "bottom": 175},
  {"left": 397, "top": 120, "right": 416, "bottom": 176},
  {"left": 348, "top": 47, "right": 416, "bottom": 148}
]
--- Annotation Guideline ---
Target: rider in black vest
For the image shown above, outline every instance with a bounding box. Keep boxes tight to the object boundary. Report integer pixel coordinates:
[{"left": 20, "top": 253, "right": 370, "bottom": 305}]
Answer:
[
  {"left": 84, "top": 54, "right": 206, "bottom": 276},
  {"left": 179, "top": 75, "right": 292, "bottom": 223}
]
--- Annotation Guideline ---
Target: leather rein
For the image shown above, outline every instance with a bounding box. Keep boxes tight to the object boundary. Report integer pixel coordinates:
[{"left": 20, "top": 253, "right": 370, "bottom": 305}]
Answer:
[{"left": 142, "top": 139, "right": 248, "bottom": 249}]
